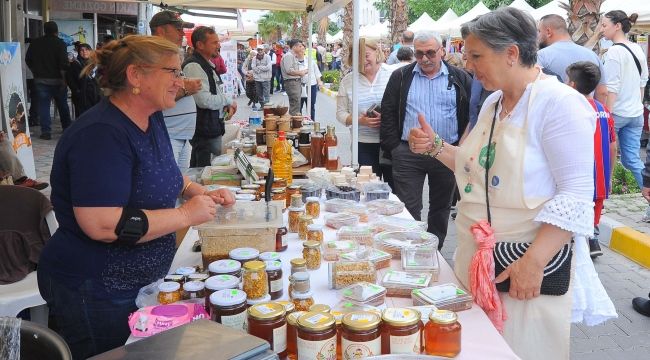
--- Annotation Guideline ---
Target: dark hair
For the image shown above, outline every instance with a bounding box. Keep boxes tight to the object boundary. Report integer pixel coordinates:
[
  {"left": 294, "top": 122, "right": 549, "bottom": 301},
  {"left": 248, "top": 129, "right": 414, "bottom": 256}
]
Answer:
[
  {"left": 288, "top": 39, "right": 304, "bottom": 49},
  {"left": 79, "top": 43, "right": 92, "bottom": 50},
  {"left": 461, "top": 7, "right": 538, "bottom": 67},
  {"left": 605, "top": 10, "right": 638, "bottom": 34},
  {"left": 566, "top": 61, "right": 601, "bottom": 95},
  {"left": 396, "top": 46, "right": 414, "bottom": 61},
  {"left": 191, "top": 26, "right": 216, "bottom": 48},
  {"left": 44, "top": 21, "right": 58, "bottom": 35}
]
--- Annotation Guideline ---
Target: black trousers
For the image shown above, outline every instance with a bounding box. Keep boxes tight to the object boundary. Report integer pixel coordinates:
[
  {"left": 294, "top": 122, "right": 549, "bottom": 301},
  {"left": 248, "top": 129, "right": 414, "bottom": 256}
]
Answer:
[{"left": 391, "top": 142, "right": 456, "bottom": 249}]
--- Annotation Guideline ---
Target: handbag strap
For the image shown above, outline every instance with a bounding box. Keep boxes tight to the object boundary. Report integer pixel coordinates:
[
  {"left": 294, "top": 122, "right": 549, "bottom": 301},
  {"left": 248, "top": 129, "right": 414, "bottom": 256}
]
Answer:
[
  {"left": 613, "top": 42, "right": 642, "bottom": 76},
  {"left": 484, "top": 99, "right": 500, "bottom": 224}
]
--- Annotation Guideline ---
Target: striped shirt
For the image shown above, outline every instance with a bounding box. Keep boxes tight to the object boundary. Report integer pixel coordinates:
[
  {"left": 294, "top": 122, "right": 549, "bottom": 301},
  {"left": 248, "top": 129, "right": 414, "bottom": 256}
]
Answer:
[{"left": 401, "top": 62, "right": 458, "bottom": 143}]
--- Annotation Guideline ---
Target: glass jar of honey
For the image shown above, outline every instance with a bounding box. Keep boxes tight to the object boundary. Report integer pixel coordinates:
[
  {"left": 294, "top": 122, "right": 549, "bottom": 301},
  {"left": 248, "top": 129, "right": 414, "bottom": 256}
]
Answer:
[
  {"left": 332, "top": 311, "right": 344, "bottom": 360},
  {"left": 247, "top": 303, "right": 288, "bottom": 357},
  {"left": 296, "top": 312, "right": 337, "bottom": 360},
  {"left": 342, "top": 311, "right": 382, "bottom": 358},
  {"left": 209, "top": 289, "right": 247, "bottom": 331},
  {"left": 381, "top": 308, "right": 423, "bottom": 354},
  {"left": 306, "top": 224, "right": 324, "bottom": 243},
  {"left": 424, "top": 310, "right": 461, "bottom": 357},
  {"left": 305, "top": 197, "right": 320, "bottom": 218},
  {"left": 265, "top": 260, "right": 284, "bottom": 300},
  {"left": 182, "top": 280, "right": 206, "bottom": 300},
  {"left": 273, "top": 178, "right": 287, "bottom": 189},
  {"left": 286, "top": 311, "right": 307, "bottom": 360},
  {"left": 229, "top": 247, "right": 260, "bottom": 266},
  {"left": 242, "top": 260, "right": 269, "bottom": 300},
  {"left": 276, "top": 226, "right": 288, "bottom": 252},
  {"left": 302, "top": 241, "right": 322, "bottom": 270},
  {"left": 272, "top": 188, "right": 287, "bottom": 210},
  {"left": 298, "top": 215, "right": 314, "bottom": 240},
  {"left": 277, "top": 300, "right": 296, "bottom": 315},
  {"left": 204, "top": 275, "right": 240, "bottom": 313},
  {"left": 208, "top": 259, "right": 242, "bottom": 279},
  {"left": 157, "top": 281, "right": 182, "bottom": 305},
  {"left": 288, "top": 206, "right": 305, "bottom": 233}
]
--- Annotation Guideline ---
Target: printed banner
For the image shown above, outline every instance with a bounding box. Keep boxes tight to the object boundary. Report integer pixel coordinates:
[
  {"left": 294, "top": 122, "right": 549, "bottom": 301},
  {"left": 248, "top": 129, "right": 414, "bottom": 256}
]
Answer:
[
  {"left": 0, "top": 43, "right": 36, "bottom": 178},
  {"left": 219, "top": 39, "right": 241, "bottom": 99}
]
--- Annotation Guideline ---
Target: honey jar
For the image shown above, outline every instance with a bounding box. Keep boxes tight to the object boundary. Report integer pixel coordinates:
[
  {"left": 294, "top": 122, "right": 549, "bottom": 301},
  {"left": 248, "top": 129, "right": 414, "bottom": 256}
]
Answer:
[
  {"left": 298, "top": 215, "right": 314, "bottom": 240},
  {"left": 296, "top": 312, "right": 337, "bottom": 359},
  {"left": 276, "top": 226, "right": 288, "bottom": 252},
  {"left": 204, "top": 275, "right": 240, "bottom": 313},
  {"left": 305, "top": 197, "right": 320, "bottom": 218},
  {"left": 302, "top": 241, "right": 322, "bottom": 270},
  {"left": 424, "top": 310, "right": 461, "bottom": 357},
  {"left": 286, "top": 310, "right": 307, "bottom": 360},
  {"left": 210, "top": 289, "right": 247, "bottom": 331},
  {"left": 308, "top": 304, "right": 331, "bottom": 314},
  {"left": 242, "top": 260, "right": 269, "bottom": 300},
  {"left": 381, "top": 308, "right": 423, "bottom": 354},
  {"left": 248, "top": 303, "right": 288, "bottom": 357},
  {"left": 208, "top": 259, "right": 242, "bottom": 279},
  {"left": 157, "top": 281, "right": 182, "bottom": 305},
  {"left": 341, "top": 311, "right": 382, "bottom": 358},
  {"left": 265, "top": 260, "right": 284, "bottom": 300},
  {"left": 273, "top": 178, "right": 287, "bottom": 189}
]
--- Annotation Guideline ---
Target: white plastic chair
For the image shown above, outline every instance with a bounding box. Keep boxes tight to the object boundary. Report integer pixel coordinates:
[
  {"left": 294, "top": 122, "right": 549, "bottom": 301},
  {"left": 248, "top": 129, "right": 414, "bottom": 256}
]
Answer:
[{"left": 0, "top": 210, "right": 58, "bottom": 325}]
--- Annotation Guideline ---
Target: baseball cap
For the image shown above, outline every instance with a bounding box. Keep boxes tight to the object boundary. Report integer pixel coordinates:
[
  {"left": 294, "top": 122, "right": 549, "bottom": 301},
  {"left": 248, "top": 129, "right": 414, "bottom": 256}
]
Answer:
[{"left": 150, "top": 10, "right": 194, "bottom": 29}]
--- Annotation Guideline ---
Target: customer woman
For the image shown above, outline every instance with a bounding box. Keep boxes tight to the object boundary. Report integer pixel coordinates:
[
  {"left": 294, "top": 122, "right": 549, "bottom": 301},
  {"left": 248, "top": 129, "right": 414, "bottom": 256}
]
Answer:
[
  {"left": 409, "top": 8, "right": 596, "bottom": 359},
  {"left": 336, "top": 38, "right": 392, "bottom": 180},
  {"left": 601, "top": 11, "right": 649, "bottom": 189},
  {"left": 38, "top": 35, "right": 234, "bottom": 359}
]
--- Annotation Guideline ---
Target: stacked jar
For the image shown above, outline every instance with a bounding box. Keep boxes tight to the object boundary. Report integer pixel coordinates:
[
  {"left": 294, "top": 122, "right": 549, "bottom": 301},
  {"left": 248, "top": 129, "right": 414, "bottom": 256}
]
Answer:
[
  {"left": 286, "top": 310, "right": 307, "bottom": 360},
  {"left": 288, "top": 258, "right": 308, "bottom": 298}
]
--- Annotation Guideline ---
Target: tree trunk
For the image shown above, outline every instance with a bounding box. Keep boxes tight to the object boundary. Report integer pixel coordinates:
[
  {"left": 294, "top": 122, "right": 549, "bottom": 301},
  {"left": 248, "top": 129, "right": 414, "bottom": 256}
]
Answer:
[
  {"left": 341, "top": 2, "right": 354, "bottom": 74},
  {"left": 561, "top": 0, "right": 604, "bottom": 54},
  {"left": 318, "top": 18, "right": 329, "bottom": 45},
  {"left": 390, "top": 0, "right": 409, "bottom": 45},
  {"left": 301, "top": 12, "right": 309, "bottom": 42}
]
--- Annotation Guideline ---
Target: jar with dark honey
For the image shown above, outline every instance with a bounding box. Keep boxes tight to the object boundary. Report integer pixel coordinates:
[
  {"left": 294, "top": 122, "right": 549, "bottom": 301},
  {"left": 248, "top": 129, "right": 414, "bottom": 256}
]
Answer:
[
  {"left": 276, "top": 226, "right": 288, "bottom": 252},
  {"left": 204, "top": 275, "right": 240, "bottom": 313},
  {"left": 256, "top": 128, "right": 266, "bottom": 145},
  {"left": 296, "top": 312, "right": 337, "bottom": 360},
  {"left": 380, "top": 308, "right": 423, "bottom": 354},
  {"left": 332, "top": 311, "right": 344, "bottom": 360},
  {"left": 342, "top": 311, "right": 382, "bottom": 358},
  {"left": 247, "top": 303, "right": 288, "bottom": 357},
  {"left": 286, "top": 311, "right": 307, "bottom": 360},
  {"left": 182, "top": 280, "right": 206, "bottom": 300},
  {"left": 265, "top": 260, "right": 284, "bottom": 300},
  {"left": 210, "top": 289, "right": 247, "bottom": 331},
  {"left": 424, "top": 310, "right": 461, "bottom": 357},
  {"left": 229, "top": 247, "right": 260, "bottom": 266}
]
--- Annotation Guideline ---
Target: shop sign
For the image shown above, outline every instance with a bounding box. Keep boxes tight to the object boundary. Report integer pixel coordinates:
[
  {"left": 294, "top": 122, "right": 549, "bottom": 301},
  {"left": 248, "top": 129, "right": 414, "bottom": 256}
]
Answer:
[{"left": 50, "top": 0, "right": 138, "bottom": 16}]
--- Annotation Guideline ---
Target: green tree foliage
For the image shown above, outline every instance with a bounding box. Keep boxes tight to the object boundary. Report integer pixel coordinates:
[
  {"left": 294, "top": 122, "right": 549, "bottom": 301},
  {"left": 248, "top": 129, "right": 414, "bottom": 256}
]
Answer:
[
  {"left": 257, "top": 11, "right": 304, "bottom": 41},
  {"left": 328, "top": 21, "right": 340, "bottom": 36}
]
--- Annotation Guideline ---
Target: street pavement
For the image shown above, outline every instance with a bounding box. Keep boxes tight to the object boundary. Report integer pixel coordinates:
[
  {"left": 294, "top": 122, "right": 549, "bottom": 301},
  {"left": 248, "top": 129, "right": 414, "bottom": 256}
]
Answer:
[{"left": 30, "top": 91, "right": 649, "bottom": 359}]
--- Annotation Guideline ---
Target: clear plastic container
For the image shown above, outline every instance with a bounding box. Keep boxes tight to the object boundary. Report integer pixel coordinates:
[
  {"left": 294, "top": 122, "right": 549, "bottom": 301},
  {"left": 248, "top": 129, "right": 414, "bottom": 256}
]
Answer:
[
  {"left": 326, "top": 185, "right": 360, "bottom": 201},
  {"left": 322, "top": 240, "right": 359, "bottom": 261},
  {"left": 368, "top": 216, "right": 427, "bottom": 234},
  {"left": 365, "top": 199, "right": 405, "bottom": 216},
  {"left": 382, "top": 270, "right": 433, "bottom": 298},
  {"left": 336, "top": 225, "right": 374, "bottom": 246},
  {"left": 411, "top": 284, "right": 474, "bottom": 312},
  {"left": 300, "top": 183, "right": 322, "bottom": 203},
  {"left": 343, "top": 204, "right": 377, "bottom": 223},
  {"left": 340, "top": 282, "right": 387, "bottom": 307},
  {"left": 328, "top": 261, "right": 376, "bottom": 290},
  {"left": 362, "top": 182, "right": 392, "bottom": 201},
  {"left": 374, "top": 231, "right": 439, "bottom": 259},
  {"left": 401, "top": 245, "right": 440, "bottom": 281},
  {"left": 340, "top": 248, "right": 392, "bottom": 270},
  {"left": 325, "top": 213, "right": 360, "bottom": 229},
  {"left": 324, "top": 198, "right": 356, "bottom": 213}
]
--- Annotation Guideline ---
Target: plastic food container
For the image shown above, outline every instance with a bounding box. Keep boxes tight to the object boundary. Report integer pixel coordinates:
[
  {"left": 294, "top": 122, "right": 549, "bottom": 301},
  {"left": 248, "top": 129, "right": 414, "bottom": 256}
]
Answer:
[
  {"left": 336, "top": 225, "right": 374, "bottom": 246},
  {"left": 326, "top": 185, "right": 361, "bottom": 202},
  {"left": 325, "top": 213, "right": 360, "bottom": 229},
  {"left": 382, "top": 270, "right": 433, "bottom": 298},
  {"left": 401, "top": 245, "right": 440, "bottom": 281},
  {"left": 300, "top": 183, "right": 322, "bottom": 203},
  {"left": 340, "top": 248, "right": 392, "bottom": 270},
  {"left": 340, "top": 282, "right": 387, "bottom": 307},
  {"left": 328, "top": 261, "right": 377, "bottom": 290},
  {"left": 324, "top": 198, "right": 357, "bottom": 213},
  {"left": 411, "top": 283, "right": 474, "bottom": 312},
  {"left": 342, "top": 204, "right": 377, "bottom": 223},
  {"left": 362, "top": 182, "right": 392, "bottom": 201},
  {"left": 369, "top": 216, "right": 427, "bottom": 233},
  {"left": 322, "top": 240, "right": 359, "bottom": 261},
  {"left": 374, "top": 231, "right": 439, "bottom": 259},
  {"left": 365, "top": 199, "right": 405, "bottom": 216}
]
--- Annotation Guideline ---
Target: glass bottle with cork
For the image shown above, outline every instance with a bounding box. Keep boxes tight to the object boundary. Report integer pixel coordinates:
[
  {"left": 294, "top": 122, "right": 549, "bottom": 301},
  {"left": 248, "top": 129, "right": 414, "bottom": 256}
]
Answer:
[
  {"left": 272, "top": 131, "right": 293, "bottom": 185},
  {"left": 324, "top": 125, "right": 339, "bottom": 170},
  {"left": 310, "top": 122, "right": 324, "bottom": 168}
]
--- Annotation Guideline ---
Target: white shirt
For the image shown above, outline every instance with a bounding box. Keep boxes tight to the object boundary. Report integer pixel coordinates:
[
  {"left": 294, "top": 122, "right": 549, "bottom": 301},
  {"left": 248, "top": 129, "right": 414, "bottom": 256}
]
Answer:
[{"left": 603, "top": 42, "right": 649, "bottom": 117}]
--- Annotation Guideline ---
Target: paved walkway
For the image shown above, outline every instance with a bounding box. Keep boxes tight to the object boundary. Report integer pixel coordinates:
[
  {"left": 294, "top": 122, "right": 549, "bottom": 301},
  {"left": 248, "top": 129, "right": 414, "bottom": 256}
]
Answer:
[{"left": 29, "top": 92, "right": 649, "bottom": 359}]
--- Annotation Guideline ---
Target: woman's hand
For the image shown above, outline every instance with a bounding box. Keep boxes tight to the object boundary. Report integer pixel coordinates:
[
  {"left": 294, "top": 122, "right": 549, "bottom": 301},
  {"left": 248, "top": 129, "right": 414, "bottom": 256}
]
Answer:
[
  {"left": 205, "top": 188, "right": 236, "bottom": 206},
  {"left": 495, "top": 255, "right": 544, "bottom": 300},
  {"left": 359, "top": 111, "right": 381, "bottom": 128},
  {"left": 178, "top": 195, "right": 217, "bottom": 226},
  {"left": 408, "top": 114, "right": 435, "bottom": 154}
]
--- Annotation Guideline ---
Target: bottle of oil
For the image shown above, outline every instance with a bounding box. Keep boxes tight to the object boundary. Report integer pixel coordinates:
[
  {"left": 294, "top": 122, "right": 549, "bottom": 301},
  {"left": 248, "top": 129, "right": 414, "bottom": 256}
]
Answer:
[
  {"left": 310, "top": 122, "right": 324, "bottom": 168},
  {"left": 272, "top": 131, "right": 293, "bottom": 184},
  {"left": 324, "top": 125, "right": 338, "bottom": 170}
]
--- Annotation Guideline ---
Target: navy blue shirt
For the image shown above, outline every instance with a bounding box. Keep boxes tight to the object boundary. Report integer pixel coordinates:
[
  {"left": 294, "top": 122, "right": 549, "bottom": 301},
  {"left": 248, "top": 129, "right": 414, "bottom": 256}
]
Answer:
[{"left": 40, "top": 98, "right": 183, "bottom": 299}]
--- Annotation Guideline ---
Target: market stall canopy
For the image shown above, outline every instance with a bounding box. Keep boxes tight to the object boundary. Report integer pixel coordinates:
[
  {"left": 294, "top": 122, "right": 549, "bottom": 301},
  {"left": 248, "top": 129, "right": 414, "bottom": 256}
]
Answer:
[
  {"left": 311, "top": 32, "right": 336, "bottom": 43},
  {"left": 601, "top": 0, "right": 650, "bottom": 26},
  {"left": 531, "top": 0, "right": 566, "bottom": 20},
  {"left": 331, "top": 30, "right": 343, "bottom": 42},
  {"left": 436, "top": 8, "right": 459, "bottom": 23},
  {"left": 360, "top": 22, "right": 390, "bottom": 39},
  {"left": 508, "top": 0, "right": 535, "bottom": 13},
  {"left": 180, "top": 14, "right": 258, "bottom": 36},
  {"left": 431, "top": 1, "right": 490, "bottom": 38},
  {"left": 408, "top": 12, "right": 437, "bottom": 32}
]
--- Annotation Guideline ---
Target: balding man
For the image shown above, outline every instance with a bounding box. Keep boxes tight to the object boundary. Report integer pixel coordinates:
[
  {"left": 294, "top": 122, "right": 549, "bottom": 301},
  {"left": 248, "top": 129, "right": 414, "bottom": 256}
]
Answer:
[
  {"left": 387, "top": 30, "right": 415, "bottom": 65},
  {"left": 537, "top": 14, "right": 607, "bottom": 101}
]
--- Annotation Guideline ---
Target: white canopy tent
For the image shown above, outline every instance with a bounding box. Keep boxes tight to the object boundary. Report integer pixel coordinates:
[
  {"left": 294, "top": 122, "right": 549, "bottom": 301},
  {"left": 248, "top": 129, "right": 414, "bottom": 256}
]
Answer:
[
  {"left": 311, "top": 32, "right": 336, "bottom": 44},
  {"left": 436, "top": 8, "right": 459, "bottom": 23},
  {"left": 408, "top": 12, "right": 437, "bottom": 32},
  {"left": 531, "top": 0, "right": 566, "bottom": 20},
  {"left": 508, "top": 0, "right": 535, "bottom": 14},
  {"left": 431, "top": 1, "right": 491, "bottom": 38},
  {"left": 360, "top": 22, "right": 391, "bottom": 39}
]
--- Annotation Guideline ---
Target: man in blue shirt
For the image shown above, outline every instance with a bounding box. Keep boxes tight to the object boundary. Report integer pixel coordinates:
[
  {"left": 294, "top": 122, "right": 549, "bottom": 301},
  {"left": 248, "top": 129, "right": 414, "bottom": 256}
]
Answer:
[{"left": 381, "top": 31, "right": 471, "bottom": 249}]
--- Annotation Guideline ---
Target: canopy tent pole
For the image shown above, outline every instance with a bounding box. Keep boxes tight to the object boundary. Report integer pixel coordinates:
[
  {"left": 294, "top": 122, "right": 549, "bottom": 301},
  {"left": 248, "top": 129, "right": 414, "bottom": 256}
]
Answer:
[
  {"left": 307, "top": 12, "right": 313, "bottom": 121},
  {"left": 351, "top": 0, "right": 359, "bottom": 168}
]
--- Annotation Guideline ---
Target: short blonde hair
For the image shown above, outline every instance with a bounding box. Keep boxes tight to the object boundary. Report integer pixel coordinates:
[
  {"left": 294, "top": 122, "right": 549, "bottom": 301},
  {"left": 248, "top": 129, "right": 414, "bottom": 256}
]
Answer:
[{"left": 345, "top": 38, "right": 386, "bottom": 68}]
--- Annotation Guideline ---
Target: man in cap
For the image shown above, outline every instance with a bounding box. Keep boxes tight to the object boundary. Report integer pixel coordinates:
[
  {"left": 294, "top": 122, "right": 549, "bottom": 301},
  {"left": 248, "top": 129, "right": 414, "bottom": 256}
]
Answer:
[{"left": 150, "top": 10, "right": 202, "bottom": 172}]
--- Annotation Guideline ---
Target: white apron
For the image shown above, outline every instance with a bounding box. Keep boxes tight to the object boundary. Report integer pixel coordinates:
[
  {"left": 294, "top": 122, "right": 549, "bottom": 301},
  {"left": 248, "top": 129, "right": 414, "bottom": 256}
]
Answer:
[{"left": 454, "top": 82, "right": 572, "bottom": 360}]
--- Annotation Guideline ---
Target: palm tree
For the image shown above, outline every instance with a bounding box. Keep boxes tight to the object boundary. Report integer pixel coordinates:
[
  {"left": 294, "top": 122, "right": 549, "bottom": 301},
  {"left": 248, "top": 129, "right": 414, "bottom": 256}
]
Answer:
[
  {"left": 341, "top": 2, "right": 354, "bottom": 73},
  {"left": 560, "top": 0, "right": 605, "bottom": 53},
  {"left": 301, "top": 12, "right": 310, "bottom": 42},
  {"left": 390, "top": 0, "right": 409, "bottom": 45},
  {"left": 257, "top": 11, "right": 298, "bottom": 42},
  {"left": 318, "top": 17, "right": 329, "bottom": 45}
]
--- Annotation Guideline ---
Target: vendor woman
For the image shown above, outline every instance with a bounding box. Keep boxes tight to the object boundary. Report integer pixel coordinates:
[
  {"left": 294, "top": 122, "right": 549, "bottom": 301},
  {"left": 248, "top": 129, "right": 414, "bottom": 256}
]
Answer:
[{"left": 38, "top": 35, "right": 234, "bottom": 359}]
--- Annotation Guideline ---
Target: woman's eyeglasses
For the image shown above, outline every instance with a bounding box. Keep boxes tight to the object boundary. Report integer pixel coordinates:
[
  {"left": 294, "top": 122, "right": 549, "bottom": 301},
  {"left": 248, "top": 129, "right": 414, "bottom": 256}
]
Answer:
[{"left": 160, "top": 67, "right": 184, "bottom": 78}]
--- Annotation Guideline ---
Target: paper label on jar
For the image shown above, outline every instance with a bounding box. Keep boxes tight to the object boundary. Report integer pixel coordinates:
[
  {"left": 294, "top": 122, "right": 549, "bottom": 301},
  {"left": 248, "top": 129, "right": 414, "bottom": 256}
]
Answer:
[
  {"left": 389, "top": 332, "right": 420, "bottom": 354},
  {"left": 270, "top": 278, "right": 284, "bottom": 293},
  {"left": 220, "top": 311, "right": 247, "bottom": 331},
  {"left": 304, "top": 313, "right": 328, "bottom": 325},
  {"left": 273, "top": 324, "right": 287, "bottom": 353},
  {"left": 342, "top": 336, "right": 381, "bottom": 359},
  {"left": 327, "top": 146, "right": 338, "bottom": 159},
  {"left": 281, "top": 235, "right": 288, "bottom": 247},
  {"left": 297, "top": 336, "right": 337, "bottom": 360},
  {"left": 256, "top": 304, "right": 275, "bottom": 314}
]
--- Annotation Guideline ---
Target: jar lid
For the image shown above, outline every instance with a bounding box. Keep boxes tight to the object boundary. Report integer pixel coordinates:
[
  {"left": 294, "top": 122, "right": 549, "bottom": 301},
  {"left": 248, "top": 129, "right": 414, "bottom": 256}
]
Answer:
[
  {"left": 229, "top": 247, "right": 260, "bottom": 261},
  {"left": 205, "top": 275, "right": 239, "bottom": 291},
  {"left": 297, "top": 311, "right": 336, "bottom": 332},
  {"left": 382, "top": 308, "right": 421, "bottom": 327},
  {"left": 276, "top": 300, "right": 295, "bottom": 314},
  {"left": 303, "top": 241, "right": 320, "bottom": 249},
  {"left": 429, "top": 309, "right": 458, "bottom": 325},
  {"left": 272, "top": 188, "right": 286, "bottom": 194},
  {"left": 288, "top": 206, "right": 305, "bottom": 212},
  {"left": 175, "top": 266, "right": 196, "bottom": 276},
  {"left": 248, "top": 302, "right": 286, "bottom": 320},
  {"left": 210, "top": 289, "right": 247, "bottom": 307},
  {"left": 290, "top": 258, "right": 307, "bottom": 267},
  {"left": 306, "top": 197, "right": 320, "bottom": 203},
  {"left": 182, "top": 281, "right": 205, "bottom": 292},
  {"left": 209, "top": 259, "right": 242, "bottom": 274},
  {"left": 158, "top": 281, "right": 180, "bottom": 293},
  {"left": 290, "top": 290, "right": 313, "bottom": 299},
  {"left": 246, "top": 294, "right": 272, "bottom": 306},
  {"left": 237, "top": 189, "right": 257, "bottom": 195},
  {"left": 286, "top": 311, "right": 307, "bottom": 326},
  {"left": 307, "top": 224, "right": 323, "bottom": 231},
  {"left": 259, "top": 252, "right": 281, "bottom": 262},
  {"left": 243, "top": 260, "right": 266, "bottom": 271},
  {"left": 288, "top": 185, "right": 301, "bottom": 190},
  {"left": 342, "top": 311, "right": 381, "bottom": 331},
  {"left": 265, "top": 260, "right": 282, "bottom": 271},
  {"left": 309, "top": 304, "right": 331, "bottom": 313},
  {"left": 299, "top": 215, "right": 314, "bottom": 221}
]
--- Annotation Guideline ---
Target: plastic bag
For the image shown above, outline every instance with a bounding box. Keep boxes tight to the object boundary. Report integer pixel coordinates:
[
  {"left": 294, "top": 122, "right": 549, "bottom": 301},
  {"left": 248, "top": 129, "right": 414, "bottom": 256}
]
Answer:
[
  {"left": 136, "top": 279, "right": 164, "bottom": 309},
  {"left": 0, "top": 317, "right": 20, "bottom": 360},
  {"left": 292, "top": 148, "right": 308, "bottom": 168},
  {"left": 210, "top": 153, "right": 234, "bottom": 167},
  {"left": 128, "top": 303, "right": 209, "bottom": 337}
]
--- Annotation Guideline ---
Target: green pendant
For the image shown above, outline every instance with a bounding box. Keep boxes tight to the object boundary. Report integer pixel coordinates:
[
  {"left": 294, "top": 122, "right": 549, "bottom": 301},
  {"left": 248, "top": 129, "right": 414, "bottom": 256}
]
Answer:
[{"left": 464, "top": 183, "right": 473, "bottom": 193}]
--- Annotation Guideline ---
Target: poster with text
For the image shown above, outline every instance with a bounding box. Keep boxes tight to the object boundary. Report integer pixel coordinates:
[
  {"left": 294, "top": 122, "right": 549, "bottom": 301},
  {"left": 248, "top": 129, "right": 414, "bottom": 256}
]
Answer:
[
  {"left": 0, "top": 42, "right": 36, "bottom": 178},
  {"left": 219, "top": 39, "right": 241, "bottom": 100}
]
